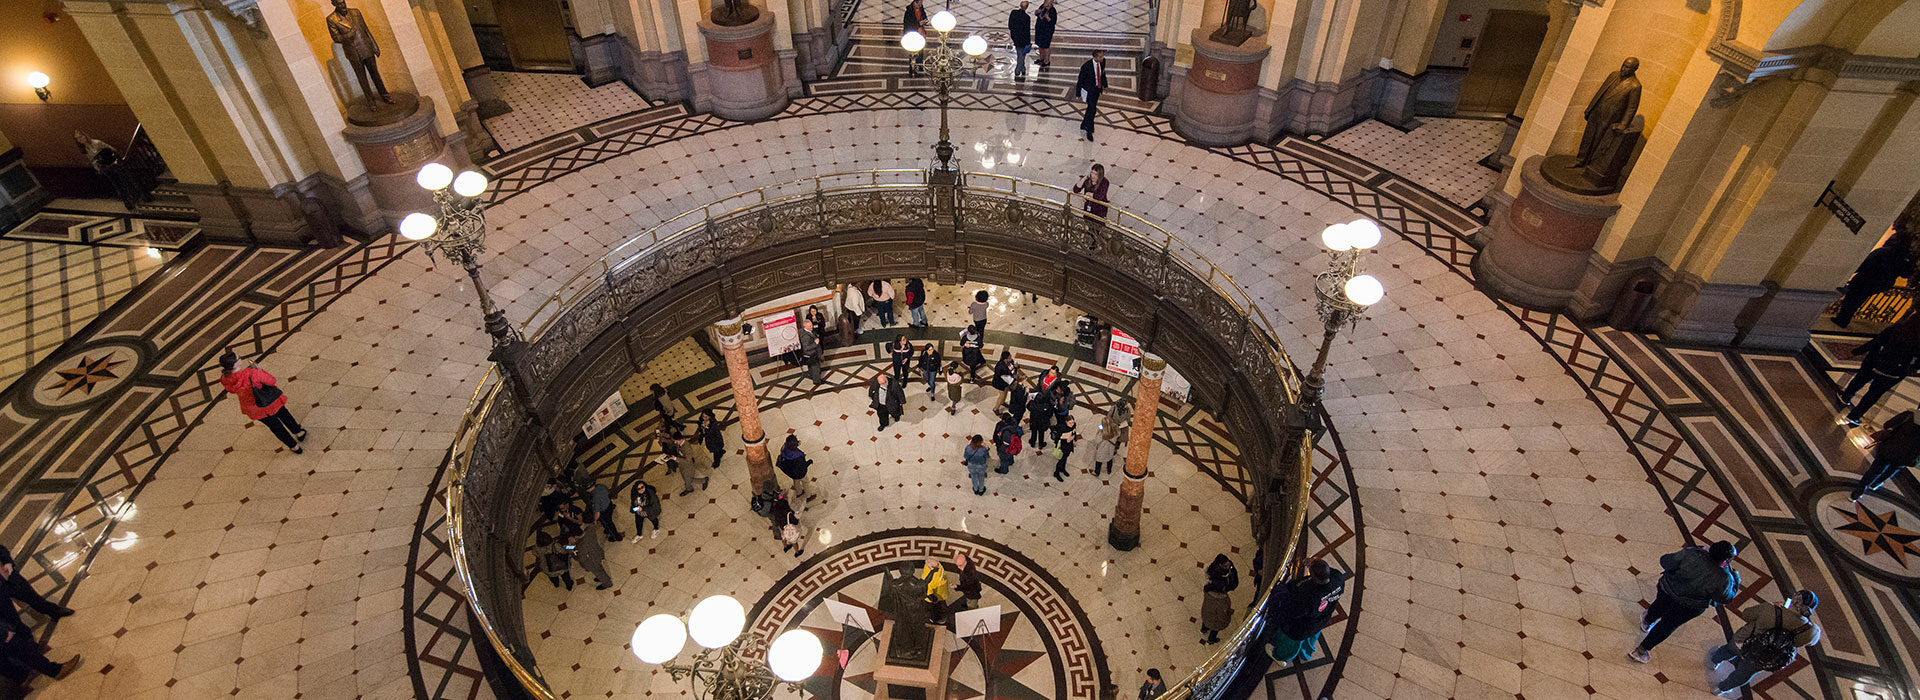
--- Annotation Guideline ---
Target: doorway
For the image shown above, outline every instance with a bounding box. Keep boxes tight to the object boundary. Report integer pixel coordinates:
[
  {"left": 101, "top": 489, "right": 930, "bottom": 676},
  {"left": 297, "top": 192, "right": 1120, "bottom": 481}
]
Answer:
[
  {"left": 1456, "top": 10, "right": 1548, "bottom": 115},
  {"left": 480, "top": 0, "right": 576, "bottom": 71}
]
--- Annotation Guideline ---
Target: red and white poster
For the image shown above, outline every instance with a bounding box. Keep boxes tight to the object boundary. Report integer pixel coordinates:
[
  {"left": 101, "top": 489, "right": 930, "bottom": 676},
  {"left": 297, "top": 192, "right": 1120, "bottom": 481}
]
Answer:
[
  {"left": 1106, "top": 328, "right": 1142, "bottom": 376},
  {"left": 581, "top": 392, "right": 628, "bottom": 438},
  {"left": 761, "top": 311, "right": 801, "bottom": 357}
]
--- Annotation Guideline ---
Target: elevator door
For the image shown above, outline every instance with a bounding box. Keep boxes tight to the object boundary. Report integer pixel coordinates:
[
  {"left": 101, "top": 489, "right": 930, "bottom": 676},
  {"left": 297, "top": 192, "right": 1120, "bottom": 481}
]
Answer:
[
  {"left": 1457, "top": 10, "right": 1548, "bottom": 115},
  {"left": 497, "top": 0, "right": 575, "bottom": 70}
]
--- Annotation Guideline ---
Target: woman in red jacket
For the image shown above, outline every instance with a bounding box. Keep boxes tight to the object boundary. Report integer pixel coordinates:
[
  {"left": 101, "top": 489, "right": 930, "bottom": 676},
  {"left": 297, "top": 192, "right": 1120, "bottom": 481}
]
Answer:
[{"left": 219, "top": 351, "right": 307, "bottom": 453}]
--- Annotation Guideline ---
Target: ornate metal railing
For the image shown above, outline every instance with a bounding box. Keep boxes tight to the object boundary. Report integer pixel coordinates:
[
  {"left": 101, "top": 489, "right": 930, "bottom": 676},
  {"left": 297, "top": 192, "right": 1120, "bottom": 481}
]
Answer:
[{"left": 446, "top": 170, "right": 1321, "bottom": 699}]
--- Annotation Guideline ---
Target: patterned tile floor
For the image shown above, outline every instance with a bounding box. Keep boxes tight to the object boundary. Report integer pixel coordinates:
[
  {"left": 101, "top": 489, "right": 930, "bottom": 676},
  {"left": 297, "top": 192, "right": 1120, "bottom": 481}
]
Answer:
[
  {"left": 850, "top": 0, "right": 1153, "bottom": 35},
  {"left": 482, "top": 71, "right": 657, "bottom": 153},
  {"left": 1319, "top": 118, "right": 1507, "bottom": 209},
  {"left": 2, "top": 59, "right": 1904, "bottom": 700}
]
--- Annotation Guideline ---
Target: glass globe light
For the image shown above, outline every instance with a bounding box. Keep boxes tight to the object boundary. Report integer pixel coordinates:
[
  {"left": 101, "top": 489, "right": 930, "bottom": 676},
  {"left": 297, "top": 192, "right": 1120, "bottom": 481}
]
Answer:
[
  {"left": 962, "top": 34, "right": 988, "bottom": 56},
  {"left": 416, "top": 163, "right": 454, "bottom": 191},
  {"left": 1343, "top": 274, "right": 1384, "bottom": 306},
  {"left": 632, "top": 614, "right": 688, "bottom": 664},
  {"left": 1345, "top": 218, "right": 1382, "bottom": 249},
  {"left": 26, "top": 72, "right": 50, "bottom": 89},
  {"left": 399, "top": 212, "right": 438, "bottom": 241},
  {"left": 767, "top": 629, "right": 823, "bottom": 682},
  {"left": 930, "top": 10, "right": 956, "bottom": 32},
  {"left": 688, "top": 595, "right": 745, "bottom": 648},
  {"left": 1319, "top": 222, "right": 1351, "bottom": 251},
  {"left": 452, "top": 170, "right": 488, "bottom": 198},
  {"left": 900, "top": 30, "right": 926, "bottom": 52}
]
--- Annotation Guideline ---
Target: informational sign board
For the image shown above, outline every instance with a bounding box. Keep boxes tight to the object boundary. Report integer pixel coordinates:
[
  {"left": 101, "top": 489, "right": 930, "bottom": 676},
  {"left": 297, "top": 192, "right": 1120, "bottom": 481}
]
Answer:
[
  {"left": 954, "top": 605, "right": 1002, "bottom": 639},
  {"left": 1161, "top": 366, "right": 1191, "bottom": 405},
  {"left": 581, "top": 392, "right": 628, "bottom": 438},
  {"left": 1106, "top": 328, "right": 1142, "bottom": 376},
  {"left": 762, "top": 311, "right": 801, "bottom": 357},
  {"left": 1817, "top": 180, "right": 1867, "bottom": 234}
]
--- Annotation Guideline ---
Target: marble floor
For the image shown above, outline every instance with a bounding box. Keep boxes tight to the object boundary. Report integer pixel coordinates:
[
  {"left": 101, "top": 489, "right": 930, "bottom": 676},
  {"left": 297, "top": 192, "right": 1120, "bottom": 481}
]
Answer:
[
  {"left": 1319, "top": 118, "right": 1507, "bottom": 209},
  {"left": 482, "top": 71, "right": 657, "bottom": 153},
  {"left": 1, "top": 58, "right": 1908, "bottom": 700}
]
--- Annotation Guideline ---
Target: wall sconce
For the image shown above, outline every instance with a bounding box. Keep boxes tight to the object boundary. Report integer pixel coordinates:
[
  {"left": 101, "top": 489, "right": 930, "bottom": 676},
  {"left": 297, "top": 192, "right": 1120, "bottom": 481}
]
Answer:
[{"left": 27, "top": 72, "right": 50, "bottom": 102}]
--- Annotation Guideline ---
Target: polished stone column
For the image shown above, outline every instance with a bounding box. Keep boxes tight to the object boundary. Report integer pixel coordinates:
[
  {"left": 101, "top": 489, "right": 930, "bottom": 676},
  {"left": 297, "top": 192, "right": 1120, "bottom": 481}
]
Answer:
[
  {"left": 1108, "top": 355, "right": 1165, "bottom": 551},
  {"left": 718, "top": 318, "right": 776, "bottom": 491}
]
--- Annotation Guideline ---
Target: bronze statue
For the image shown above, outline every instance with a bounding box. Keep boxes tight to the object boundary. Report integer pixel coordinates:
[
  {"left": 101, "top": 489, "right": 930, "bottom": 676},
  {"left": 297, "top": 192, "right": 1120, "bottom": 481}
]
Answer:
[
  {"left": 1575, "top": 58, "right": 1641, "bottom": 168},
  {"left": 710, "top": 0, "right": 760, "bottom": 26},
  {"left": 328, "top": 0, "right": 392, "bottom": 108},
  {"left": 1210, "top": 0, "right": 1257, "bottom": 45},
  {"left": 877, "top": 567, "right": 934, "bottom": 667}
]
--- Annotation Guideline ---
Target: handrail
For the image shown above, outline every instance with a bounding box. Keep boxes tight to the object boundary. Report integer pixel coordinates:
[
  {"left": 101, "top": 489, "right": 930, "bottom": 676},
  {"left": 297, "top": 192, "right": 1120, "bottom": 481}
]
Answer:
[{"left": 445, "top": 170, "right": 1319, "bottom": 700}]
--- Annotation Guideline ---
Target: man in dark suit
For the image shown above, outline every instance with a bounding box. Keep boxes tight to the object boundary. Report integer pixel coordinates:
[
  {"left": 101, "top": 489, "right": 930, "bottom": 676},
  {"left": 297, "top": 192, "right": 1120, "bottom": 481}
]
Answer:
[
  {"left": 1008, "top": 1, "right": 1032, "bottom": 81},
  {"left": 1075, "top": 50, "right": 1108, "bottom": 141},
  {"left": 870, "top": 373, "right": 905, "bottom": 430}
]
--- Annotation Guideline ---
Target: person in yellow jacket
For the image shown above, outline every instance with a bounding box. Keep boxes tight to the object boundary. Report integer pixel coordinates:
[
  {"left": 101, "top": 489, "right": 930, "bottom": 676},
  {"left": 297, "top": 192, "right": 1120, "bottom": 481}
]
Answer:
[{"left": 920, "top": 559, "right": 951, "bottom": 603}]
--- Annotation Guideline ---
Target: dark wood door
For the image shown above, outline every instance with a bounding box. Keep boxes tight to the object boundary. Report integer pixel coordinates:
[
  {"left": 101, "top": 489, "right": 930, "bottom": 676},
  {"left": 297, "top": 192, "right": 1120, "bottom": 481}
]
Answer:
[
  {"left": 496, "top": 0, "right": 575, "bottom": 70},
  {"left": 1457, "top": 10, "right": 1548, "bottom": 115}
]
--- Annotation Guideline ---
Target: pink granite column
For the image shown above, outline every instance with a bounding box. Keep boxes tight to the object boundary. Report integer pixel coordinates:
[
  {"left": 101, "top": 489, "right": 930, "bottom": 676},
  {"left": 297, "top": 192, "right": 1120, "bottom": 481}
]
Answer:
[
  {"left": 718, "top": 318, "right": 775, "bottom": 491},
  {"left": 1108, "top": 355, "right": 1165, "bottom": 550}
]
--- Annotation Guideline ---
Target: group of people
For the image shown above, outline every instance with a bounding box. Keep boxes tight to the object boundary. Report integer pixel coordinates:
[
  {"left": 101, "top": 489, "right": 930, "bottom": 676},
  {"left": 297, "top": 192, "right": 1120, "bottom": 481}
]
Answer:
[
  {"left": 1626, "top": 540, "right": 1824, "bottom": 696},
  {"left": 905, "top": 0, "right": 1110, "bottom": 140}
]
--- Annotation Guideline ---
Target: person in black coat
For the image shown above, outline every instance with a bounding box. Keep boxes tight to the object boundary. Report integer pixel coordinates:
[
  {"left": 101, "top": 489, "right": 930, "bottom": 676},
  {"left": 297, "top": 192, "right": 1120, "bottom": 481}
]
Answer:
[
  {"left": 1027, "top": 383, "right": 1054, "bottom": 448},
  {"left": 890, "top": 334, "right": 916, "bottom": 386},
  {"left": 952, "top": 552, "right": 983, "bottom": 601},
  {"left": 1834, "top": 228, "right": 1913, "bottom": 328},
  {"left": 1842, "top": 318, "right": 1920, "bottom": 424},
  {"left": 1199, "top": 554, "right": 1238, "bottom": 644},
  {"left": 1075, "top": 50, "right": 1109, "bottom": 141},
  {"left": 1268, "top": 559, "right": 1347, "bottom": 662},
  {"left": 1033, "top": 0, "right": 1057, "bottom": 66},
  {"left": 870, "top": 373, "right": 906, "bottom": 430},
  {"left": 1854, "top": 409, "right": 1920, "bottom": 501},
  {"left": 903, "top": 0, "right": 929, "bottom": 74},
  {"left": 1008, "top": 1, "right": 1032, "bottom": 80}
]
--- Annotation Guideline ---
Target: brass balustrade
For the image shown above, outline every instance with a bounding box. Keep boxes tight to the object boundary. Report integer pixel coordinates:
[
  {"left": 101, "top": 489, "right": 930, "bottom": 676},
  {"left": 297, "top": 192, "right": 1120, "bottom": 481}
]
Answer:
[{"left": 444, "top": 170, "right": 1323, "bottom": 700}]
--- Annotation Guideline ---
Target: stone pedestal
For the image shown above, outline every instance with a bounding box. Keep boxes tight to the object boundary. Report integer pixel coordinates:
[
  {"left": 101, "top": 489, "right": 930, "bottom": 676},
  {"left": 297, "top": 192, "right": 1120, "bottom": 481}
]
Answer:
[
  {"left": 874, "top": 621, "right": 951, "bottom": 699},
  {"left": 341, "top": 95, "right": 454, "bottom": 231},
  {"left": 698, "top": 10, "right": 789, "bottom": 121},
  {"left": 1473, "top": 155, "right": 1620, "bottom": 311},
  {"left": 1172, "top": 29, "right": 1270, "bottom": 146}
]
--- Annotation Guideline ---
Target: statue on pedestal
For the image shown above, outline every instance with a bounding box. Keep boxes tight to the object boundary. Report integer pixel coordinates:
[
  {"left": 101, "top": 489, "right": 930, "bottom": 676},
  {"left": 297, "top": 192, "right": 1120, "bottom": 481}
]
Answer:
[
  {"left": 1541, "top": 57, "right": 1644, "bottom": 195},
  {"left": 328, "top": 0, "right": 392, "bottom": 109},
  {"left": 1209, "top": 0, "right": 1263, "bottom": 46},
  {"left": 877, "top": 567, "right": 934, "bottom": 667},
  {"left": 710, "top": 0, "right": 761, "bottom": 26}
]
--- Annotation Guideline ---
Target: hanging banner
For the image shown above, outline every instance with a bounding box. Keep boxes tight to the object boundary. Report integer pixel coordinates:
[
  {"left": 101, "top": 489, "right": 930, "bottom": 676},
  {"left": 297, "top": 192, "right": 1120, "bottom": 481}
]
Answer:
[
  {"left": 582, "top": 392, "right": 628, "bottom": 438},
  {"left": 762, "top": 311, "right": 801, "bottom": 357},
  {"left": 1106, "top": 328, "right": 1142, "bottom": 376}
]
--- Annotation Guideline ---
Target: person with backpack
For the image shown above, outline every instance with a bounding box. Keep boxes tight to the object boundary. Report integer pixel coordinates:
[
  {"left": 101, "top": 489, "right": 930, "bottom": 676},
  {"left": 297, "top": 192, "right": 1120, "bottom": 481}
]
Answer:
[
  {"left": 963, "top": 434, "right": 992, "bottom": 495},
  {"left": 1267, "top": 558, "right": 1347, "bottom": 663},
  {"left": 993, "top": 412, "right": 1024, "bottom": 474},
  {"left": 777, "top": 435, "right": 814, "bottom": 500},
  {"left": 1628, "top": 540, "right": 1741, "bottom": 663},
  {"left": 218, "top": 351, "right": 307, "bottom": 452},
  {"left": 1709, "top": 590, "right": 1821, "bottom": 696},
  {"left": 536, "top": 531, "right": 575, "bottom": 590},
  {"left": 629, "top": 480, "right": 662, "bottom": 541},
  {"left": 905, "top": 278, "right": 928, "bottom": 328},
  {"left": 1853, "top": 409, "right": 1920, "bottom": 501}
]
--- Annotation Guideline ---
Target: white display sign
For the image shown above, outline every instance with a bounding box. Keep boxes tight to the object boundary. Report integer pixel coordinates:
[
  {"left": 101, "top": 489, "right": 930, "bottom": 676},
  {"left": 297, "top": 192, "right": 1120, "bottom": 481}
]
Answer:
[
  {"left": 1161, "top": 365, "right": 1191, "bottom": 405},
  {"left": 581, "top": 392, "right": 628, "bottom": 438},
  {"left": 1106, "top": 328, "right": 1143, "bottom": 376},
  {"left": 762, "top": 311, "right": 800, "bottom": 357}
]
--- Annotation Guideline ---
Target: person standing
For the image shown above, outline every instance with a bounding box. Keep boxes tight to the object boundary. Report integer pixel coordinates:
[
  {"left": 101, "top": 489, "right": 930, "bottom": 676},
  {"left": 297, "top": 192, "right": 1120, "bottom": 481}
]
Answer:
[
  {"left": 905, "top": 278, "right": 929, "bottom": 327},
  {"left": 1008, "top": 1, "right": 1032, "bottom": 80},
  {"left": 805, "top": 306, "right": 830, "bottom": 343},
  {"left": 870, "top": 279, "right": 897, "bottom": 327},
  {"left": 778, "top": 435, "right": 814, "bottom": 500},
  {"left": 1034, "top": 0, "right": 1057, "bottom": 67},
  {"left": 779, "top": 504, "right": 806, "bottom": 556},
  {"left": 890, "top": 335, "right": 916, "bottom": 386},
  {"left": 1027, "top": 381, "right": 1054, "bottom": 449},
  {"left": 992, "top": 351, "right": 1018, "bottom": 391},
  {"left": 650, "top": 383, "right": 684, "bottom": 436},
  {"left": 568, "top": 517, "right": 615, "bottom": 590},
  {"left": 1200, "top": 554, "right": 1238, "bottom": 644},
  {"left": 1628, "top": 540, "right": 1741, "bottom": 663},
  {"left": 960, "top": 324, "right": 987, "bottom": 380},
  {"left": 766, "top": 490, "right": 796, "bottom": 539},
  {"left": 871, "top": 373, "right": 906, "bottom": 430},
  {"left": 1050, "top": 378, "right": 1077, "bottom": 429},
  {"left": 1138, "top": 669, "right": 1165, "bottom": 700},
  {"left": 628, "top": 480, "right": 662, "bottom": 541},
  {"left": 697, "top": 408, "right": 726, "bottom": 471},
  {"left": 798, "top": 319, "right": 825, "bottom": 386},
  {"left": 992, "top": 411, "right": 1024, "bottom": 474},
  {"left": 1833, "top": 227, "right": 1913, "bottom": 328},
  {"left": 219, "top": 351, "right": 307, "bottom": 453},
  {"left": 1091, "top": 417, "right": 1122, "bottom": 475},
  {"left": 903, "top": 0, "right": 929, "bottom": 74},
  {"left": 537, "top": 532, "right": 575, "bottom": 590},
  {"left": 944, "top": 362, "right": 966, "bottom": 414},
  {"left": 1007, "top": 374, "right": 1032, "bottom": 420},
  {"left": 1072, "top": 163, "right": 1111, "bottom": 250},
  {"left": 1075, "top": 50, "right": 1109, "bottom": 141},
  {"left": 963, "top": 434, "right": 992, "bottom": 495},
  {"left": 664, "top": 432, "right": 709, "bottom": 496},
  {"left": 590, "top": 482, "right": 623, "bottom": 542},
  {"left": 1051, "top": 430, "right": 1079, "bottom": 481},
  {"left": 1709, "top": 590, "right": 1822, "bottom": 697},
  {"left": 969, "top": 290, "right": 991, "bottom": 333},
  {"left": 1268, "top": 559, "right": 1347, "bottom": 662},
  {"left": 1841, "top": 319, "right": 1920, "bottom": 425},
  {"left": 1854, "top": 409, "right": 1920, "bottom": 501},
  {"left": 919, "top": 342, "right": 944, "bottom": 396},
  {"left": 952, "top": 552, "right": 982, "bottom": 601}
]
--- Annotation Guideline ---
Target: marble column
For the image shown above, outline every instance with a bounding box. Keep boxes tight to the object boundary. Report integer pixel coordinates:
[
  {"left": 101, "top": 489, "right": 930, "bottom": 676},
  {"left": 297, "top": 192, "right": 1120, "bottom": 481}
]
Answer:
[
  {"left": 1108, "top": 355, "right": 1165, "bottom": 551},
  {"left": 717, "top": 318, "right": 776, "bottom": 492}
]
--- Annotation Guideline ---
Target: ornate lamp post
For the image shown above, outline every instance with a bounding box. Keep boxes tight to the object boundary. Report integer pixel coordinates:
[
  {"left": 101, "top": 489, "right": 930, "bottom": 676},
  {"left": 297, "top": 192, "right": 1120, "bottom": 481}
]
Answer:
[
  {"left": 633, "top": 595, "right": 824, "bottom": 700},
  {"left": 402, "top": 163, "right": 539, "bottom": 411},
  {"left": 901, "top": 11, "right": 987, "bottom": 171},
  {"left": 1302, "top": 219, "right": 1385, "bottom": 408}
]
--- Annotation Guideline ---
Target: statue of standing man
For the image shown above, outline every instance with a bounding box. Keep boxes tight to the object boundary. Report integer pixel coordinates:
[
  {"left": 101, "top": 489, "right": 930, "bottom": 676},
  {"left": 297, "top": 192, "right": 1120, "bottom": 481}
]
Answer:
[
  {"left": 1574, "top": 58, "right": 1641, "bottom": 168},
  {"left": 328, "top": 0, "right": 393, "bottom": 109}
]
